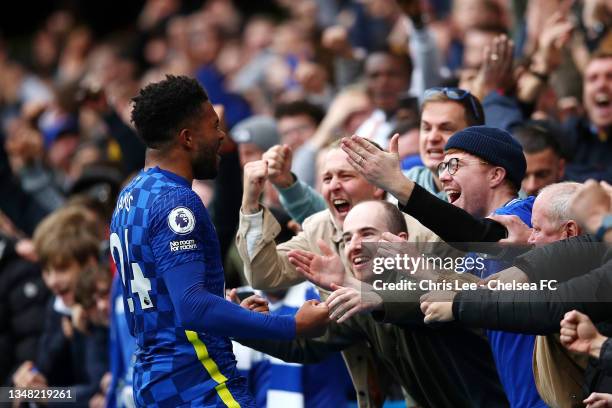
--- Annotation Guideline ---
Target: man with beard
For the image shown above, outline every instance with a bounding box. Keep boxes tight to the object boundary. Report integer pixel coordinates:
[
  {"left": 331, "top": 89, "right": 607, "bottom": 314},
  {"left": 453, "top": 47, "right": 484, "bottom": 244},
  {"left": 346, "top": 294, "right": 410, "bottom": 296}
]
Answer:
[{"left": 109, "top": 75, "right": 329, "bottom": 408}]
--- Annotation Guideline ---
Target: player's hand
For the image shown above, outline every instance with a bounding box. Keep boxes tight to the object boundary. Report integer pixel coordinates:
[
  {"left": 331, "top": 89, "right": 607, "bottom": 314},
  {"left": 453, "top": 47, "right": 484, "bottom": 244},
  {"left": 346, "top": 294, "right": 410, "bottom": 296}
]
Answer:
[
  {"left": 295, "top": 300, "right": 330, "bottom": 337},
  {"left": 242, "top": 160, "right": 268, "bottom": 214},
  {"left": 583, "top": 392, "right": 612, "bottom": 408},
  {"left": 262, "top": 145, "right": 294, "bottom": 188},
  {"left": 288, "top": 239, "right": 346, "bottom": 290},
  {"left": 326, "top": 282, "right": 382, "bottom": 323},
  {"left": 420, "top": 291, "right": 457, "bottom": 324},
  {"left": 560, "top": 310, "right": 607, "bottom": 358}
]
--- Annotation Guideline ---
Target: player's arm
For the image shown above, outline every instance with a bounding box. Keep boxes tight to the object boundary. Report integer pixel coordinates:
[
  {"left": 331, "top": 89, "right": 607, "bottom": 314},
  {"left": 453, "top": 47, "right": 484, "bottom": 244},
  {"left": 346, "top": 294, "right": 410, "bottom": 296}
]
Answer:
[
  {"left": 236, "top": 319, "right": 364, "bottom": 364},
  {"left": 163, "top": 260, "right": 329, "bottom": 339},
  {"left": 164, "top": 261, "right": 293, "bottom": 338},
  {"left": 151, "top": 188, "right": 326, "bottom": 339}
]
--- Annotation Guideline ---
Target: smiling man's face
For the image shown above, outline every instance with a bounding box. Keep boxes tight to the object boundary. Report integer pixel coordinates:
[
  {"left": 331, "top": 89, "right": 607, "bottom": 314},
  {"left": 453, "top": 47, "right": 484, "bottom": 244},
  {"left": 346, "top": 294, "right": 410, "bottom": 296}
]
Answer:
[
  {"left": 419, "top": 101, "right": 469, "bottom": 172},
  {"left": 584, "top": 57, "right": 612, "bottom": 129},
  {"left": 320, "top": 149, "right": 384, "bottom": 226},
  {"left": 438, "top": 150, "right": 495, "bottom": 217},
  {"left": 341, "top": 201, "right": 410, "bottom": 282}
]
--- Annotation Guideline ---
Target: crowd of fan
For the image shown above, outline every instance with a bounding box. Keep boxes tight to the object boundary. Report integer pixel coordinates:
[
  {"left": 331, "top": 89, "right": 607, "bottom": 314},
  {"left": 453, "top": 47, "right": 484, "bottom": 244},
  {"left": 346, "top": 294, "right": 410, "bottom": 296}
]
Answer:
[{"left": 1, "top": 0, "right": 612, "bottom": 407}]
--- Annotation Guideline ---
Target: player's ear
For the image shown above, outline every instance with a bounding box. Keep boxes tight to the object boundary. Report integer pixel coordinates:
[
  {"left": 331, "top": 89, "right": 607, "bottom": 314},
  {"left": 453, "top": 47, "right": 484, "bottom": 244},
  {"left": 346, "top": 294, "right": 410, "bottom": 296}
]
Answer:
[{"left": 178, "top": 128, "right": 193, "bottom": 149}]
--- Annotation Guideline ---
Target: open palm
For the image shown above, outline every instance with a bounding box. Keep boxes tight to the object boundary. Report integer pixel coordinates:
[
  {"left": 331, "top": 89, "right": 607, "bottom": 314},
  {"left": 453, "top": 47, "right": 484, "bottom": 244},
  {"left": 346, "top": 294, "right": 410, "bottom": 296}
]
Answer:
[{"left": 288, "top": 239, "right": 345, "bottom": 290}]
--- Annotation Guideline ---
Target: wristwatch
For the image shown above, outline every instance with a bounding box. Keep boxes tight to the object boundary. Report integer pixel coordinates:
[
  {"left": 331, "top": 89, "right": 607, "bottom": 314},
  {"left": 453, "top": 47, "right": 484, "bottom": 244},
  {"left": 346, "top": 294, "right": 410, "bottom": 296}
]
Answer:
[{"left": 595, "top": 214, "right": 612, "bottom": 241}]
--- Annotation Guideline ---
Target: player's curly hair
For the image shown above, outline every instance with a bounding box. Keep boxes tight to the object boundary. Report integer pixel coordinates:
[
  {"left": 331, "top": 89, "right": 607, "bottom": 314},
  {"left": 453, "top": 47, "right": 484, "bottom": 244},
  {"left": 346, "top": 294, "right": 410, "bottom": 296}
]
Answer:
[{"left": 131, "top": 75, "right": 209, "bottom": 148}]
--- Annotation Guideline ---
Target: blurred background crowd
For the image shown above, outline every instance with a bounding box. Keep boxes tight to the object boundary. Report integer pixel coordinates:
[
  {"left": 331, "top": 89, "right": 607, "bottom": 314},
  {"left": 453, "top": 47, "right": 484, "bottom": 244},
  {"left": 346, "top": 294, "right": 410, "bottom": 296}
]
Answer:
[{"left": 1, "top": 0, "right": 611, "bottom": 407}]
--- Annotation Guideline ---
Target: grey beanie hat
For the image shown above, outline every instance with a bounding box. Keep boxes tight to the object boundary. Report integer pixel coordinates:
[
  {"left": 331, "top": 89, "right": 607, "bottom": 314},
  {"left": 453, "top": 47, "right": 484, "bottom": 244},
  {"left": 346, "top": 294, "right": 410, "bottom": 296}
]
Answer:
[{"left": 231, "top": 116, "right": 280, "bottom": 152}]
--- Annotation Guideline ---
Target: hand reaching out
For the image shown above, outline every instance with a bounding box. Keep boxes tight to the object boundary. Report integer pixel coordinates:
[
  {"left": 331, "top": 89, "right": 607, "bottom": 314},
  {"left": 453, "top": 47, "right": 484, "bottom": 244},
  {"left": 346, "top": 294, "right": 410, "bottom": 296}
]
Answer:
[
  {"left": 341, "top": 134, "right": 414, "bottom": 204},
  {"left": 487, "top": 214, "right": 533, "bottom": 244},
  {"left": 295, "top": 300, "right": 330, "bottom": 337},
  {"left": 227, "top": 288, "right": 270, "bottom": 314},
  {"left": 419, "top": 290, "right": 457, "bottom": 324},
  {"left": 326, "top": 282, "right": 383, "bottom": 323},
  {"left": 288, "top": 239, "right": 346, "bottom": 290}
]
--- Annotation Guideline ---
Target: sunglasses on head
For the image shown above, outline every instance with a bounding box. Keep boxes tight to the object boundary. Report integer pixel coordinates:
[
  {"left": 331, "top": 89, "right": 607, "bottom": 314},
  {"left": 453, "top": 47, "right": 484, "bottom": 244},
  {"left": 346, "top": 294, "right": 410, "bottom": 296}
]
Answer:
[{"left": 423, "top": 87, "right": 480, "bottom": 121}]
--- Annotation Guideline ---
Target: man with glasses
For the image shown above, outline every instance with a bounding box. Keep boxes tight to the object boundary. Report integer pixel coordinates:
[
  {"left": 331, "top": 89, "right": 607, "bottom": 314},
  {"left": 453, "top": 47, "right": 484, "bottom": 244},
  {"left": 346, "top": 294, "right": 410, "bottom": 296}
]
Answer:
[
  {"left": 252, "top": 86, "right": 485, "bottom": 227},
  {"left": 341, "top": 125, "right": 532, "bottom": 243}
]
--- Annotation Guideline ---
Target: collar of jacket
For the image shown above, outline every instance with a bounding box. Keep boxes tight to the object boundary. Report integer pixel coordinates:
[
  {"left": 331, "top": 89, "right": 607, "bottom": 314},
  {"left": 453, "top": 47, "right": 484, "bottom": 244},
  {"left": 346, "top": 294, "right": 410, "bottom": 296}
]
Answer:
[{"left": 327, "top": 210, "right": 344, "bottom": 244}]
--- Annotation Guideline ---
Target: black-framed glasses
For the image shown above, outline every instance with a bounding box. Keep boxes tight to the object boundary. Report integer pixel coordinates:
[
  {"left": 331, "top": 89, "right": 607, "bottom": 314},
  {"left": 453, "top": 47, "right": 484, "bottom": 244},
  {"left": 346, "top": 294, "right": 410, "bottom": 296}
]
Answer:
[
  {"left": 437, "top": 157, "right": 488, "bottom": 177},
  {"left": 423, "top": 87, "right": 481, "bottom": 121}
]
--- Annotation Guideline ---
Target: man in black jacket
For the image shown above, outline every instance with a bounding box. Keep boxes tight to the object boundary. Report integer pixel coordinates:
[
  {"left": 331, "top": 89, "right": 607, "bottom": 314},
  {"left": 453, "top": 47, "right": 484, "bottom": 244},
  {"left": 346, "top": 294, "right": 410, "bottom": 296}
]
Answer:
[
  {"left": 420, "top": 183, "right": 612, "bottom": 399},
  {"left": 0, "top": 233, "right": 50, "bottom": 385},
  {"left": 561, "top": 51, "right": 612, "bottom": 182}
]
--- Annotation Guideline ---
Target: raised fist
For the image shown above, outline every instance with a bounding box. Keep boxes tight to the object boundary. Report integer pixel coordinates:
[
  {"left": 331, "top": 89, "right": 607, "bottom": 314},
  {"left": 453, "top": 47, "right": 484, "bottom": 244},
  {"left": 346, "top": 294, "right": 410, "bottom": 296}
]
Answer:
[{"left": 263, "top": 144, "right": 294, "bottom": 188}]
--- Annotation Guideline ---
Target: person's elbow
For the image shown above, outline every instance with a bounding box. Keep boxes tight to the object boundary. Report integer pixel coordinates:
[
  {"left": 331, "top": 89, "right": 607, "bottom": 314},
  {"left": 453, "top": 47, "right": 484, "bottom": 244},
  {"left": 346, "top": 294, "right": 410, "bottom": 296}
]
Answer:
[
  {"left": 173, "top": 288, "right": 210, "bottom": 331},
  {"left": 244, "top": 266, "right": 282, "bottom": 291},
  {"left": 175, "top": 304, "right": 201, "bottom": 331}
]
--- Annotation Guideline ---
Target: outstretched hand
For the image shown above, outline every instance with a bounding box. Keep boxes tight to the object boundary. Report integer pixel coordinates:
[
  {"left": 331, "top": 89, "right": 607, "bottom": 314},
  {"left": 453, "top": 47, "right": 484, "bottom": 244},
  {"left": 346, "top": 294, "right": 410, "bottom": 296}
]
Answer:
[
  {"left": 288, "top": 239, "right": 346, "bottom": 290},
  {"left": 326, "top": 282, "right": 382, "bottom": 323},
  {"left": 419, "top": 290, "right": 457, "bottom": 324},
  {"left": 487, "top": 214, "right": 533, "bottom": 244},
  {"left": 227, "top": 288, "right": 270, "bottom": 314},
  {"left": 295, "top": 300, "right": 330, "bottom": 337},
  {"left": 341, "top": 134, "right": 413, "bottom": 204}
]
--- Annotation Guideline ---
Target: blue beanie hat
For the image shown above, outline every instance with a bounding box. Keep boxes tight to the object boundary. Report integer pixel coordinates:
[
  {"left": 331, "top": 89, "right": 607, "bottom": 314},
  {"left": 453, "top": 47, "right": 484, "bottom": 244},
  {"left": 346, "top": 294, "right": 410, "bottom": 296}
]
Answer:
[{"left": 444, "top": 126, "right": 526, "bottom": 188}]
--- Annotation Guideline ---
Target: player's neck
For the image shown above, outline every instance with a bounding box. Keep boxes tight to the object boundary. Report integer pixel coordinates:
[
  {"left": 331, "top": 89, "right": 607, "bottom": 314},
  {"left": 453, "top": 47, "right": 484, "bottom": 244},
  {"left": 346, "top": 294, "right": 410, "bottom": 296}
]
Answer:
[{"left": 145, "top": 148, "right": 194, "bottom": 183}]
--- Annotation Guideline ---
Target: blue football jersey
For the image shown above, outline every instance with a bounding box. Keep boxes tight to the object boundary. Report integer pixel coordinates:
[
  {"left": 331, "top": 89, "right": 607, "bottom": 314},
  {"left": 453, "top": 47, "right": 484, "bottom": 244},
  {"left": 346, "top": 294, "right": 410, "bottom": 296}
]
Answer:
[
  {"left": 110, "top": 167, "right": 251, "bottom": 408},
  {"left": 466, "top": 195, "right": 545, "bottom": 408}
]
